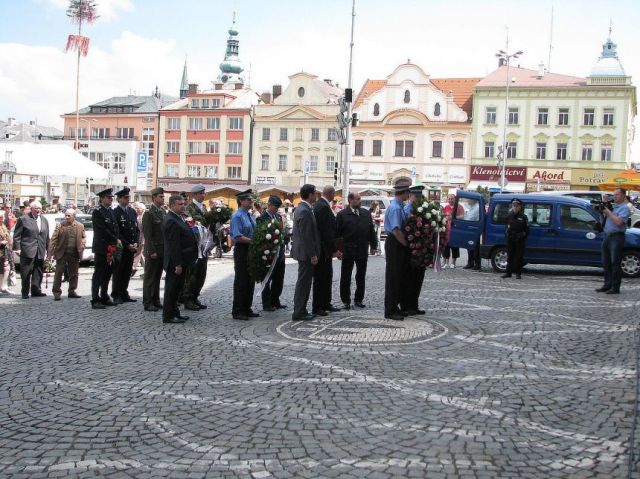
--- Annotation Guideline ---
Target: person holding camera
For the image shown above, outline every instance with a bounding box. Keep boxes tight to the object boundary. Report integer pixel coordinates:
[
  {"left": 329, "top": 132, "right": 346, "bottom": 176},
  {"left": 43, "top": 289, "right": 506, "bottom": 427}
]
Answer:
[
  {"left": 596, "top": 188, "right": 631, "bottom": 295},
  {"left": 502, "top": 198, "right": 528, "bottom": 279}
]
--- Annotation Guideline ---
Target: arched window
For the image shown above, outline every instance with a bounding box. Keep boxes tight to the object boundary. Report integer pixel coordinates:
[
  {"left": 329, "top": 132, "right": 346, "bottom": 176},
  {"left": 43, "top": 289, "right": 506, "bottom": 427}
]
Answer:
[
  {"left": 404, "top": 90, "right": 410, "bottom": 103},
  {"left": 297, "top": 87, "right": 305, "bottom": 98},
  {"left": 434, "top": 103, "right": 441, "bottom": 116},
  {"left": 373, "top": 103, "right": 380, "bottom": 116}
]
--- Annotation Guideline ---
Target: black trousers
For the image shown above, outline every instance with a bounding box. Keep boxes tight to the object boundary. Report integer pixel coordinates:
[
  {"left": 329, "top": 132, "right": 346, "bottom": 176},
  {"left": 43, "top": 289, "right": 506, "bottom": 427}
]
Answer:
[
  {"left": 262, "top": 256, "right": 285, "bottom": 308},
  {"left": 506, "top": 237, "right": 526, "bottom": 275},
  {"left": 232, "top": 244, "right": 254, "bottom": 316},
  {"left": 20, "top": 255, "right": 44, "bottom": 296},
  {"left": 466, "top": 241, "right": 481, "bottom": 267},
  {"left": 384, "top": 235, "right": 409, "bottom": 316},
  {"left": 340, "top": 255, "right": 368, "bottom": 304},
  {"left": 163, "top": 265, "right": 186, "bottom": 320},
  {"left": 111, "top": 248, "right": 134, "bottom": 299},
  {"left": 401, "top": 267, "right": 426, "bottom": 311},
  {"left": 183, "top": 257, "right": 208, "bottom": 302},
  {"left": 312, "top": 255, "right": 333, "bottom": 312},
  {"left": 91, "top": 253, "right": 113, "bottom": 302},
  {"left": 143, "top": 254, "right": 163, "bottom": 306}
]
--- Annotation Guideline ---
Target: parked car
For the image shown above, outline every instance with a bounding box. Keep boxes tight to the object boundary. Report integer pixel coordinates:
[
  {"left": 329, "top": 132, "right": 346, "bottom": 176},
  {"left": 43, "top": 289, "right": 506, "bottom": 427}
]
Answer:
[
  {"left": 448, "top": 191, "right": 640, "bottom": 278},
  {"left": 360, "top": 196, "right": 391, "bottom": 238}
]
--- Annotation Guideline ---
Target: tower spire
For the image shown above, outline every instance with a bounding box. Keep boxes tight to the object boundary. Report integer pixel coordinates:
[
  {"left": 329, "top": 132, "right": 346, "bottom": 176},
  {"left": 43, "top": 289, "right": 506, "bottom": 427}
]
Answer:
[
  {"left": 216, "top": 12, "right": 244, "bottom": 89},
  {"left": 180, "top": 56, "right": 189, "bottom": 98}
]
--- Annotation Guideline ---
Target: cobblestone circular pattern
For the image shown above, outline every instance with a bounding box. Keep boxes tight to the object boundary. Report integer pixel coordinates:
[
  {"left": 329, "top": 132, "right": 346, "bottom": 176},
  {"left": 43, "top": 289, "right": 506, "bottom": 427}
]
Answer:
[{"left": 276, "top": 315, "right": 448, "bottom": 346}]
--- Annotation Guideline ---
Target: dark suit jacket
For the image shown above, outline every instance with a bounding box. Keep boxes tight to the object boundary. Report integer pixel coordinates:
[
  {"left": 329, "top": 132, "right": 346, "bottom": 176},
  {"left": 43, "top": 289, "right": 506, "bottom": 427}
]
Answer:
[
  {"left": 257, "top": 210, "right": 285, "bottom": 258},
  {"left": 291, "top": 201, "right": 320, "bottom": 262},
  {"left": 92, "top": 205, "right": 119, "bottom": 255},
  {"left": 13, "top": 213, "right": 49, "bottom": 259},
  {"left": 336, "top": 207, "right": 377, "bottom": 259},
  {"left": 313, "top": 197, "right": 337, "bottom": 258},
  {"left": 114, "top": 205, "right": 140, "bottom": 247},
  {"left": 162, "top": 211, "right": 197, "bottom": 271}
]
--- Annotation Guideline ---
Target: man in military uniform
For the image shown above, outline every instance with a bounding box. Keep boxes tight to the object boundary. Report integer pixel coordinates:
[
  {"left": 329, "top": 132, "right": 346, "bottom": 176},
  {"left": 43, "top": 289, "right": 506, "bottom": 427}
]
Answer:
[
  {"left": 142, "top": 187, "right": 166, "bottom": 312},
  {"left": 111, "top": 187, "right": 139, "bottom": 303},
  {"left": 502, "top": 198, "right": 528, "bottom": 279},
  {"left": 257, "top": 195, "right": 286, "bottom": 312},
  {"left": 90, "top": 188, "right": 119, "bottom": 309},
  {"left": 182, "top": 184, "right": 208, "bottom": 311},
  {"left": 230, "top": 189, "right": 257, "bottom": 321},
  {"left": 384, "top": 178, "right": 411, "bottom": 320},
  {"left": 401, "top": 184, "right": 427, "bottom": 316}
]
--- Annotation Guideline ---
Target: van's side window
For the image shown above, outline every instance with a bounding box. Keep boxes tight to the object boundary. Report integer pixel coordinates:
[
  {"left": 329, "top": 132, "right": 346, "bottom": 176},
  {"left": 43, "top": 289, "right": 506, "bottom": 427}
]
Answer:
[
  {"left": 493, "top": 202, "right": 551, "bottom": 227},
  {"left": 559, "top": 206, "right": 597, "bottom": 231},
  {"left": 492, "top": 203, "right": 510, "bottom": 224},
  {"left": 458, "top": 198, "right": 480, "bottom": 221}
]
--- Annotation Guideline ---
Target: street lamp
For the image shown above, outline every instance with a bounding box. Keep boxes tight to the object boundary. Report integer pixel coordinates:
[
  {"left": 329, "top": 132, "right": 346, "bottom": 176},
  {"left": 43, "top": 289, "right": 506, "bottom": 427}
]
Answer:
[{"left": 495, "top": 44, "right": 523, "bottom": 193}]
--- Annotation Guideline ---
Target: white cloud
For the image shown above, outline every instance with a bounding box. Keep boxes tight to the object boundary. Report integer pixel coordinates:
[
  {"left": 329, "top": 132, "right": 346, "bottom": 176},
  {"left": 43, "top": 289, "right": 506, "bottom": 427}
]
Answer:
[{"left": 43, "top": 0, "right": 135, "bottom": 22}]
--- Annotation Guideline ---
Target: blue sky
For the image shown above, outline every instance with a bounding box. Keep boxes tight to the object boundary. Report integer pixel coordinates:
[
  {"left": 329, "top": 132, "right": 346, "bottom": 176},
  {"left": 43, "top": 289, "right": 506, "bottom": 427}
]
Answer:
[{"left": 1, "top": 0, "right": 639, "bottom": 161}]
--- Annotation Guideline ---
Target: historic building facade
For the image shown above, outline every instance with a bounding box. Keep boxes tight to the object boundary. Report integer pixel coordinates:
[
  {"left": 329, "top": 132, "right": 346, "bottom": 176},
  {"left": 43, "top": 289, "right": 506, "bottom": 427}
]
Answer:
[
  {"left": 470, "top": 33, "right": 636, "bottom": 191},
  {"left": 252, "top": 72, "right": 342, "bottom": 187}
]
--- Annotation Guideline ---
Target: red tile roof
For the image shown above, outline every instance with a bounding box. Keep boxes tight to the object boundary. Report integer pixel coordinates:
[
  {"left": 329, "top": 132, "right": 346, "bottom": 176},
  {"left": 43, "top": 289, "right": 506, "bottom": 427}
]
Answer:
[
  {"left": 476, "top": 65, "right": 585, "bottom": 88},
  {"left": 353, "top": 79, "right": 387, "bottom": 108}
]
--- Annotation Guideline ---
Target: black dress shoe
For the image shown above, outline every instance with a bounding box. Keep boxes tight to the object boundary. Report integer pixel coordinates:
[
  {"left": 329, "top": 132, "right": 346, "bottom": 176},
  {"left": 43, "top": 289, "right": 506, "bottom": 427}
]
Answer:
[
  {"left": 292, "top": 313, "right": 314, "bottom": 321},
  {"left": 175, "top": 312, "right": 190, "bottom": 320},
  {"left": 31, "top": 292, "right": 47, "bottom": 297},
  {"left": 144, "top": 305, "right": 160, "bottom": 312},
  {"left": 194, "top": 300, "right": 207, "bottom": 310},
  {"left": 501, "top": 274, "right": 512, "bottom": 278},
  {"left": 153, "top": 302, "right": 163, "bottom": 308},
  {"left": 606, "top": 289, "right": 620, "bottom": 294},
  {"left": 385, "top": 313, "right": 405, "bottom": 321},
  {"left": 123, "top": 298, "right": 137, "bottom": 303},
  {"left": 473, "top": 266, "right": 481, "bottom": 271},
  {"left": 184, "top": 301, "right": 201, "bottom": 311},
  {"left": 515, "top": 274, "right": 522, "bottom": 279},
  {"left": 325, "top": 305, "right": 341, "bottom": 312},
  {"left": 343, "top": 303, "right": 351, "bottom": 310},
  {"left": 247, "top": 311, "right": 260, "bottom": 318},
  {"left": 22, "top": 294, "right": 29, "bottom": 299},
  {"left": 463, "top": 264, "right": 474, "bottom": 270},
  {"left": 54, "top": 296, "right": 61, "bottom": 301},
  {"left": 263, "top": 306, "right": 276, "bottom": 312},
  {"left": 68, "top": 293, "right": 82, "bottom": 299},
  {"left": 163, "top": 318, "right": 186, "bottom": 324},
  {"left": 233, "top": 314, "right": 249, "bottom": 320},
  {"left": 113, "top": 297, "right": 124, "bottom": 305},
  {"left": 354, "top": 301, "right": 366, "bottom": 308},
  {"left": 102, "top": 299, "right": 117, "bottom": 306},
  {"left": 275, "top": 304, "right": 287, "bottom": 309},
  {"left": 595, "top": 286, "right": 611, "bottom": 293},
  {"left": 91, "top": 301, "right": 106, "bottom": 309},
  {"left": 312, "top": 309, "right": 328, "bottom": 316}
]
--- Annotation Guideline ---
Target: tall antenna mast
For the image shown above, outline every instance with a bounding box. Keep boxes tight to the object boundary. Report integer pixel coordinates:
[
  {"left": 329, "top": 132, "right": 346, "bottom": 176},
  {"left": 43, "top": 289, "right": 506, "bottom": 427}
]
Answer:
[{"left": 547, "top": 6, "right": 554, "bottom": 71}]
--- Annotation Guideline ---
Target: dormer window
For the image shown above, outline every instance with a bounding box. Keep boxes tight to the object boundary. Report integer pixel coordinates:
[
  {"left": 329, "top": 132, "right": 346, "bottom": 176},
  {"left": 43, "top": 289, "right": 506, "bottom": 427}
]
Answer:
[
  {"left": 434, "top": 103, "right": 441, "bottom": 116},
  {"left": 373, "top": 103, "right": 380, "bottom": 116},
  {"left": 404, "top": 90, "right": 410, "bottom": 103},
  {"left": 298, "top": 87, "right": 305, "bottom": 98}
]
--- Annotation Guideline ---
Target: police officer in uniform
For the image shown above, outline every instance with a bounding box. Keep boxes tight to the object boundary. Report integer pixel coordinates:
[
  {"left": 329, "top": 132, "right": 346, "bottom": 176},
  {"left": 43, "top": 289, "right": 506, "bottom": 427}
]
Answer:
[
  {"left": 111, "top": 187, "right": 139, "bottom": 303},
  {"left": 183, "top": 184, "right": 208, "bottom": 311},
  {"left": 142, "top": 187, "right": 166, "bottom": 311},
  {"left": 502, "top": 198, "right": 528, "bottom": 279},
  {"left": 401, "top": 184, "right": 427, "bottom": 315},
  {"left": 230, "top": 189, "right": 257, "bottom": 321},
  {"left": 383, "top": 178, "right": 411, "bottom": 320},
  {"left": 257, "top": 195, "right": 286, "bottom": 312},
  {"left": 90, "top": 188, "right": 119, "bottom": 309}
]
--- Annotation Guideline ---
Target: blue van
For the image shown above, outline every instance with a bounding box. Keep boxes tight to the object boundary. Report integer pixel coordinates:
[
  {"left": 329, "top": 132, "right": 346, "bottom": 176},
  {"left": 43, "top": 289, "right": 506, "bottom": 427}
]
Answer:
[{"left": 448, "top": 191, "right": 640, "bottom": 278}]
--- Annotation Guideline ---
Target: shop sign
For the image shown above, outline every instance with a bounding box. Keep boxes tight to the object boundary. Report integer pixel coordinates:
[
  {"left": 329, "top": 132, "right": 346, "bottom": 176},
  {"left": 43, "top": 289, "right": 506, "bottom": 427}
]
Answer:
[
  {"left": 571, "top": 168, "right": 624, "bottom": 186},
  {"left": 469, "top": 166, "right": 526, "bottom": 182},
  {"left": 526, "top": 168, "right": 571, "bottom": 183}
]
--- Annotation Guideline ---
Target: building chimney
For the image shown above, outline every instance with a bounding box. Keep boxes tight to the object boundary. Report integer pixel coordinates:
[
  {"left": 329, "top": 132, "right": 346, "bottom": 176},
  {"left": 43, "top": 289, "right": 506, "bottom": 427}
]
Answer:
[
  {"left": 234, "top": 83, "right": 242, "bottom": 90},
  {"left": 272, "top": 84, "right": 282, "bottom": 100},
  {"left": 498, "top": 57, "right": 506, "bottom": 67},
  {"left": 214, "top": 82, "right": 222, "bottom": 90},
  {"left": 323, "top": 79, "right": 333, "bottom": 86},
  {"left": 537, "top": 62, "right": 545, "bottom": 79},
  {"left": 29, "top": 120, "right": 36, "bottom": 126},
  {"left": 260, "top": 91, "right": 272, "bottom": 104},
  {"left": 188, "top": 83, "right": 198, "bottom": 96}
]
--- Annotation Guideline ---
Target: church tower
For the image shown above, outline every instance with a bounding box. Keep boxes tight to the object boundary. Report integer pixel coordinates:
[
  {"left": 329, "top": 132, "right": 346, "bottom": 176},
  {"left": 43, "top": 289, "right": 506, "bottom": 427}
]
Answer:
[
  {"left": 179, "top": 57, "right": 189, "bottom": 98},
  {"left": 587, "top": 27, "right": 631, "bottom": 86},
  {"left": 215, "top": 13, "right": 245, "bottom": 89}
]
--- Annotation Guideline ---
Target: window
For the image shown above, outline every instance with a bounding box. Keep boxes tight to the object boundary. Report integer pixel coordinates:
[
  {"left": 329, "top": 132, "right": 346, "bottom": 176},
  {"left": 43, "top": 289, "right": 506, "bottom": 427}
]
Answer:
[
  {"left": 395, "top": 140, "right": 414, "bottom": 157},
  {"left": 453, "top": 141, "right": 464, "bottom": 159},
  {"left": 603, "top": 108, "right": 614, "bottom": 126},
  {"left": 434, "top": 103, "right": 441, "bottom": 116},
  {"left": 201, "top": 98, "right": 209, "bottom": 108},
  {"left": 308, "top": 155, "right": 318, "bottom": 173},
  {"left": 191, "top": 99, "right": 199, "bottom": 108},
  {"left": 279, "top": 128, "right": 288, "bottom": 141},
  {"left": 166, "top": 165, "right": 179, "bottom": 177},
  {"left": 188, "top": 118, "right": 203, "bottom": 130},
  {"left": 354, "top": 139, "right": 364, "bottom": 156},
  {"left": 294, "top": 155, "right": 302, "bottom": 171},
  {"left": 260, "top": 154, "right": 269, "bottom": 170},
  {"left": 69, "top": 127, "right": 86, "bottom": 138},
  {"left": 204, "top": 166, "right": 218, "bottom": 178},
  {"left": 278, "top": 154, "right": 287, "bottom": 171},
  {"left": 484, "top": 141, "right": 494, "bottom": 158},
  {"left": 403, "top": 90, "right": 410, "bottom": 103},
  {"left": 205, "top": 142, "right": 219, "bottom": 154},
  {"left": 581, "top": 144, "right": 593, "bottom": 161},
  {"left": 206, "top": 117, "right": 220, "bottom": 130},
  {"left": 211, "top": 98, "right": 220, "bottom": 108},
  {"left": 187, "top": 165, "right": 201, "bottom": 177},
  {"left": 432, "top": 140, "right": 442, "bottom": 158},
  {"left": 167, "top": 117, "right": 181, "bottom": 130},
  {"left": 601, "top": 145, "right": 612, "bottom": 162},
  {"left": 295, "top": 128, "right": 303, "bottom": 141},
  {"left": 229, "top": 117, "right": 243, "bottom": 130},
  {"left": 262, "top": 128, "right": 270, "bottom": 141},
  {"left": 311, "top": 128, "right": 320, "bottom": 141},
  {"left": 556, "top": 143, "right": 567, "bottom": 160},
  {"left": 558, "top": 108, "right": 569, "bottom": 125},
  {"left": 91, "top": 127, "right": 110, "bottom": 139},
  {"left": 228, "top": 142, "right": 242, "bottom": 154},
  {"left": 372, "top": 139, "right": 382, "bottom": 156},
  {"left": 493, "top": 202, "right": 551, "bottom": 227},
  {"left": 227, "top": 166, "right": 242, "bottom": 179},
  {"left": 91, "top": 152, "right": 109, "bottom": 169},
  {"left": 166, "top": 141, "right": 180, "bottom": 154},
  {"left": 142, "top": 127, "right": 154, "bottom": 160},
  {"left": 327, "top": 128, "right": 337, "bottom": 141},
  {"left": 188, "top": 141, "right": 202, "bottom": 154},
  {"left": 559, "top": 206, "right": 597, "bottom": 231},
  {"left": 115, "top": 127, "right": 134, "bottom": 139},
  {"left": 298, "top": 87, "right": 305, "bottom": 98},
  {"left": 111, "top": 153, "right": 125, "bottom": 172},
  {"left": 325, "top": 155, "right": 335, "bottom": 172},
  {"left": 373, "top": 103, "right": 380, "bottom": 116},
  {"left": 459, "top": 198, "right": 480, "bottom": 221},
  {"left": 485, "top": 107, "right": 496, "bottom": 125},
  {"left": 536, "top": 142, "right": 547, "bottom": 160},
  {"left": 583, "top": 108, "right": 595, "bottom": 126},
  {"left": 537, "top": 108, "right": 548, "bottom": 125},
  {"left": 508, "top": 107, "right": 519, "bottom": 125},
  {"left": 506, "top": 142, "right": 517, "bottom": 159}
]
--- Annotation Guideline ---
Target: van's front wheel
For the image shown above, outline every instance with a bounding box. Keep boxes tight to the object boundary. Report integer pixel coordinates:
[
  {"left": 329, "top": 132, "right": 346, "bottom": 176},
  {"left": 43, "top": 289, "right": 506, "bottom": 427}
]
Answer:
[
  {"left": 490, "top": 247, "right": 508, "bottom": 273},
  {"left": 621, "top": 251, "right": 640, "bottom": 278}
]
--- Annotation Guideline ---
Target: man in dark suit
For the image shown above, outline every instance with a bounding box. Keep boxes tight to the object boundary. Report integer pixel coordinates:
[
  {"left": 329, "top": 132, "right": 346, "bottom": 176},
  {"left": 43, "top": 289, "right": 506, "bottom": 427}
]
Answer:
[
  {"left": 336, "top": 192, "right": 377, "bottom": 309},
  {"left": 111, "top": 187, "right": 139, "bottom": 304},
  {"left": 291, "top": 184, "right": 320, "bottom": 321},
  {"left": 13, "top": 200, "right": 49, "bottom": 299},
  {"left": 183, "top": 184, "right": 208, "bottom": 311},
  {"left": 312, "top": 185, "right": 341, "bottom": 316},
  {"left": 142, "top": 187, "right": 166, "bottom": 312},
  {"left": 162, "top": 194, "right": 197, "bottom": 324},
  {"left": 257, "top": 195, "right": 286, "bottom": 312},
  {"left": 91, "top": 188, "right": 119, "bottom": 309}
]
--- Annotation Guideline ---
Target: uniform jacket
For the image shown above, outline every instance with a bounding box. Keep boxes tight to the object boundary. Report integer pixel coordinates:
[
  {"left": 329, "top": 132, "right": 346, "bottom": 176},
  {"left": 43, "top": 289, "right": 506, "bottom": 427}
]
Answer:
[
  {"left": 142, "top": 204, "right": 166, "bottom": 257},
  {"left": 258, "top": 210, "right": 285, "bottom": 258},
  {"left": 186, "top": 200, "right": 207, "bottom": 224},
  {"left": 505, "top": 211, "right": 529, "bottom": 240},
  {"left": 13, "top": 213, "right": 49, "bottom": 259},
  {"left": 336, "top": 207, "right": 377, "bottom": 259},
  {"left": 291, "top": 201, "right": 320, "bottom": 262},
  {"left": 114, "top": 204, "right": 140, "bottom": 247},
  {"left": 313, "top": 197, "right": 337, "bottom": 258},
  {"left": 162, "top": 211, "right": 198, "bottom": 270},
  {"left": 49, "top": 221, "right": 85, "bottom": 260},
  {"left": 92, "top": 205, "right": 119, "bottom": 254}
]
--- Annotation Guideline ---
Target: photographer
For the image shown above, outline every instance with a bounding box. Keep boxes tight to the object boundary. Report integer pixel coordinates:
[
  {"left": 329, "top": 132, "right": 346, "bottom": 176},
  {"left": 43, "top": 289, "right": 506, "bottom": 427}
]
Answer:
[{"left": 596, "top": 188, "right": 631, "bottom": 294}]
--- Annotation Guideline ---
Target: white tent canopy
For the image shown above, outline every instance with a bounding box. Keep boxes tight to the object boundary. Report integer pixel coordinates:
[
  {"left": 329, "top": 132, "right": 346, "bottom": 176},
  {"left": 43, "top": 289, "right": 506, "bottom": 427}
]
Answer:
[{"left": 0, "top": 142, "right": 109, "bottom": 180}]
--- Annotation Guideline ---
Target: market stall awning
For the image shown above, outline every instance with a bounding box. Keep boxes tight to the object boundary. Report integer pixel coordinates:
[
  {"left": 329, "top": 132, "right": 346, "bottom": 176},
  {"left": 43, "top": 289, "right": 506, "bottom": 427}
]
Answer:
[
  {"left": 597, "top": 169, "right": 640, "bottom": 192},
  {"left": 0, "top": 142, "right": 108, "bottom": 180}
]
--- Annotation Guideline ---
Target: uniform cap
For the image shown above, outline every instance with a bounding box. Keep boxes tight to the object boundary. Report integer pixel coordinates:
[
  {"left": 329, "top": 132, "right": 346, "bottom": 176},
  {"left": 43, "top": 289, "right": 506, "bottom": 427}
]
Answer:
[
  {"left": 268, "top": 195, "right": 282, "bottom": 207},
  {"left": 235, "top": 188, "right": 253, "bottom": 200},
  {"left": 393, "top": 177, "right": 412, "bottom": 193},
  {"left": 150, "top": 187, "right": 164, "bottom": 196},
  {"left": 97, "top": 188, "right": 114, "bottom": 198},
  {"left": 190, "top": 184, "right": 205, "bottom": 194},
  {"left": 115, "top": 187, "right": 131, "bottom": 198}
]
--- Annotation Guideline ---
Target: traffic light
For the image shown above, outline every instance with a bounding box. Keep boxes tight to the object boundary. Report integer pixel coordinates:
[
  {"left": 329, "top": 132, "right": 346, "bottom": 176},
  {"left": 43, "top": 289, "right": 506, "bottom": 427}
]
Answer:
[
  {"left": 351, "top": 112, "right": 359, "bottom": 128},
  {"left": 334, "top": 160, "right": 339, "bottom": 184}
]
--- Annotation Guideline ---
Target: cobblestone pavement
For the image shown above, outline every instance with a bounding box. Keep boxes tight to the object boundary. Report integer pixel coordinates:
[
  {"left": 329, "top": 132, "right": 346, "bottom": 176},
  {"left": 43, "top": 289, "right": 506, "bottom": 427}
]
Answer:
[{"left": 0, "top": 254, "right": 639, "bottom": 478}]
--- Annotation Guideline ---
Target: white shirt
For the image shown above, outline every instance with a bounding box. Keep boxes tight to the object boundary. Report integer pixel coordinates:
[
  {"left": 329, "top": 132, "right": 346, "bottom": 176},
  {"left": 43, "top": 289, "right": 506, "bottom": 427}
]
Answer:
[
  {"left": 192, "top": 199, "right": 205, "bottom": 213},
  {"left": 35, "top": 215, "right": 42, "bottom": 232}
]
